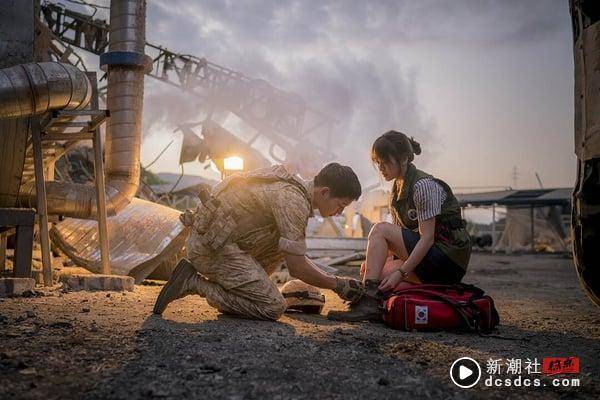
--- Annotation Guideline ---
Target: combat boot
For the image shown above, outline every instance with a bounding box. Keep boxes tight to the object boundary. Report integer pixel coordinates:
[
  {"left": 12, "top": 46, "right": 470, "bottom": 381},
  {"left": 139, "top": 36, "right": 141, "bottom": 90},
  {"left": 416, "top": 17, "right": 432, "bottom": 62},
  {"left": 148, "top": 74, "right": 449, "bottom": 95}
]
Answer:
[
  {"left": 153, "top": 258, "right": 203, "bottom": 314},
  {"left": 327, "top": 279, "right": 383, "bottom": 322}
]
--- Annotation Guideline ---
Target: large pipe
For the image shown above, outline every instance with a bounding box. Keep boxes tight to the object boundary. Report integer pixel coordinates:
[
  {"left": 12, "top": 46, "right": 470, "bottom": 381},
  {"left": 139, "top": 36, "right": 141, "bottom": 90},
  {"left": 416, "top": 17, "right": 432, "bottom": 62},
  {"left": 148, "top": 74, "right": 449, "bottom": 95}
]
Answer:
[
  {"left": 0, "top": 62, "right": 92, "bottom": 119},
  {"left": 100, "top": 0, "right": 148, "bottom": 214},
  {"left": 17, "top": 0, "right": 148, "bottom": 218}
]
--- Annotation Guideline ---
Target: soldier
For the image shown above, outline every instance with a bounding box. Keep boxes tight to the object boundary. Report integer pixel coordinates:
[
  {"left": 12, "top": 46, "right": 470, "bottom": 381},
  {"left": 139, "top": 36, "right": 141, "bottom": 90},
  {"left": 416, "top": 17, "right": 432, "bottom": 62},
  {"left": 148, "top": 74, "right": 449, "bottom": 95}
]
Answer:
[{"left": 153, "top": 163, "right": 364, "bottom": 320}]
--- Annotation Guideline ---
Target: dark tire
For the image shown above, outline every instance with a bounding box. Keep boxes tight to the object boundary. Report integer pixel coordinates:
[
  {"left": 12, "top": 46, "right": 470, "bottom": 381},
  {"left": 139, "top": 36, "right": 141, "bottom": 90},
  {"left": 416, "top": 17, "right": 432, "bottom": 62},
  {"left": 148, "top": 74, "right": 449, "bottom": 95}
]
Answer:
[{"left": 572, "top": 158, "right": 600, "bottom": 307}]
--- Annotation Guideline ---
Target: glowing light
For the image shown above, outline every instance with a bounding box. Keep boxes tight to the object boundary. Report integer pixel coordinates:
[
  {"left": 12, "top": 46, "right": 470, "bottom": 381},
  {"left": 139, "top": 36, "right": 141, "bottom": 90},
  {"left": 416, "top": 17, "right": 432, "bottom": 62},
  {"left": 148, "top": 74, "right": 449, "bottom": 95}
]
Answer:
[{"left": 224, "top": 156, "right": 244, "bottom": 171}]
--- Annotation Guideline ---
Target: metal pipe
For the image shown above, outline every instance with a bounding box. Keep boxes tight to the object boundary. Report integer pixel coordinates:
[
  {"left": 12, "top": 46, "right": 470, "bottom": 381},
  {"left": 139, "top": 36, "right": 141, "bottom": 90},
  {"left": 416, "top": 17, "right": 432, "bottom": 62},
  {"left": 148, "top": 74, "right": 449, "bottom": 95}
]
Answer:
[
  {"left": 16, "top": 0, "right": 148, "bottom": 219},
  {"left": 101, "top": 0, "right": 148, "bottom": 214},
  {"left": 0, "top": 62, "right": 91, "bottom": 119}
]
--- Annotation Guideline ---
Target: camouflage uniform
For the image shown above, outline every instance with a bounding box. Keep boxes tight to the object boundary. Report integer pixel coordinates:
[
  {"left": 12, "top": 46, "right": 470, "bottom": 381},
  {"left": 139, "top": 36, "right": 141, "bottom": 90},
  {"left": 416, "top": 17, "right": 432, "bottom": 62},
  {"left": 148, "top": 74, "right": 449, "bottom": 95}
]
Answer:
[{"left": 181, "top": 165, "right": 313, "bottom": 320}]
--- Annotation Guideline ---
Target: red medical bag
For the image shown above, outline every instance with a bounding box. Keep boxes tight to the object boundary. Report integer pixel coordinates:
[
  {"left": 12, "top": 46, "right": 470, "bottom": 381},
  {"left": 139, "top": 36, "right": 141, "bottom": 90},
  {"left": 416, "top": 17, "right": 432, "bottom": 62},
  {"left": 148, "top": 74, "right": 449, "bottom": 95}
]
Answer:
[{"left": 382, "top": 284, "right": 500, "bottom": 333}]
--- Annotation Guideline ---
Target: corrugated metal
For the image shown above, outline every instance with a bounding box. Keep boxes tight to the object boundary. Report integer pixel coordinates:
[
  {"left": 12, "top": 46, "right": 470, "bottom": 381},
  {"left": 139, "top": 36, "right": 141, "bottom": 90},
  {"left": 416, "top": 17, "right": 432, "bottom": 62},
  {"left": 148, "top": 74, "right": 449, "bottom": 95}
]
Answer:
[
  {"left": 0, "top": 118, "right": 29, "bottom": 207},
  {"left": 50, "top": 198, "right": 187, "bottom": 282},
  {"left": 457, "top": 188, "right": 572, "bottom": 207}
]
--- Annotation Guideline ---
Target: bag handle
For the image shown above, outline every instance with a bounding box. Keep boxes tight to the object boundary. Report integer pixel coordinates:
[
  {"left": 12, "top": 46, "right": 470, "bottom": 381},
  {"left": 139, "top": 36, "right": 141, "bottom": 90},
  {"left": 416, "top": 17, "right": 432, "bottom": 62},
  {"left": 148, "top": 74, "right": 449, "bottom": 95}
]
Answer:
[{"left": 387, "top": 283, "right": 485, "bottom": 300}]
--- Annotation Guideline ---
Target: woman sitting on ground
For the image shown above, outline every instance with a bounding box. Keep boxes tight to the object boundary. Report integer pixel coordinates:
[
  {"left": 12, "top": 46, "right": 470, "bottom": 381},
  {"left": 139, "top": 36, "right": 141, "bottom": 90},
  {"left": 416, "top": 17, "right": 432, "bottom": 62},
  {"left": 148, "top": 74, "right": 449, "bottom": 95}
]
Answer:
[{"left": 328, "top": 130, "right": 471, "bottom": 322}]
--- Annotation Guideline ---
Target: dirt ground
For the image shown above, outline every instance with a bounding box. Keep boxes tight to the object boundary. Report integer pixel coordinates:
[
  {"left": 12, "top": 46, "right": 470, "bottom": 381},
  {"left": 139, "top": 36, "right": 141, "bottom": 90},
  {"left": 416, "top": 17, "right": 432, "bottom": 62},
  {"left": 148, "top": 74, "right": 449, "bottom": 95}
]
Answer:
[{"left": 1, "top": 252, "right": 599, "bottom": 399}]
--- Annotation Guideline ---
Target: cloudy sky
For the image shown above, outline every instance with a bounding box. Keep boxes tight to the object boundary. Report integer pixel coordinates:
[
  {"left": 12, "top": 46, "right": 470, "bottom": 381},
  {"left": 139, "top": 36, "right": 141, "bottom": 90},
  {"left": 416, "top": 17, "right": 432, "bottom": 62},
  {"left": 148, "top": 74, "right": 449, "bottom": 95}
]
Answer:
[{"left": 82, "top": 0, "right": 575, "bottom": 190}]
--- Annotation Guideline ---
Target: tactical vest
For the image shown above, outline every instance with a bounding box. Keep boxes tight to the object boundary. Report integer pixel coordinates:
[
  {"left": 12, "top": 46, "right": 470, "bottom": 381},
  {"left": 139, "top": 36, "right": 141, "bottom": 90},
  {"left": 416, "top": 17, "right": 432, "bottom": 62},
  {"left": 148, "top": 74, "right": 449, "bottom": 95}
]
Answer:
[
  {"left": 390, "top": 163, "right": 471, "bottom": 270},
  {"left": 212, "top": 165, "right": 310, "bottom": 199},
  {"left": 182, "top": 165, "right": 311, "bottom": 252}
]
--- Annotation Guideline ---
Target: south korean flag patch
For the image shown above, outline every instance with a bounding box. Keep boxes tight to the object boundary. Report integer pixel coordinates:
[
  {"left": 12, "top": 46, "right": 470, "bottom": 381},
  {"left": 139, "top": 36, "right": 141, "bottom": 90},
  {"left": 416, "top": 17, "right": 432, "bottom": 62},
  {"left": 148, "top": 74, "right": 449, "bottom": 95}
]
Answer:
[{"left": 415, "top": 305, "right": 428, "bottom": 324}]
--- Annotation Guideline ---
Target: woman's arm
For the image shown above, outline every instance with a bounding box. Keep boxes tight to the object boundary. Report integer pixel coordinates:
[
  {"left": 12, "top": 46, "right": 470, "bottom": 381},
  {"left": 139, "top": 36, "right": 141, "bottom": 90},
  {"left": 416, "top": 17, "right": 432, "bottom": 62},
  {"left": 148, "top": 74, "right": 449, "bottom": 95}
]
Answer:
[{"left": 379, "top": 217, "right": 435, "bottom": 291}]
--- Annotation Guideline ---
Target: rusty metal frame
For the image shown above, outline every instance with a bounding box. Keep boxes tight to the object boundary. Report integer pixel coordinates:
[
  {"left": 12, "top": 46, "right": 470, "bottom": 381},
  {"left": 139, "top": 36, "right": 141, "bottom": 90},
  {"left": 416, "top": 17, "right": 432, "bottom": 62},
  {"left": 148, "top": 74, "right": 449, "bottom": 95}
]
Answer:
[{"left": 30, "top": 71, "right": 111, "bottom": 282}]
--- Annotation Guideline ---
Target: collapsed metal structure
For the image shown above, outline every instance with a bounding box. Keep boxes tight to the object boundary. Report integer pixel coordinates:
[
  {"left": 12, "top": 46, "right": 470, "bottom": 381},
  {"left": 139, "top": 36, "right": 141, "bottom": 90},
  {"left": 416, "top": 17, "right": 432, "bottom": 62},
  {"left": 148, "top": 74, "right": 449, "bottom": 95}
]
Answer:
[
  {"left": 0, "top": 0, "right": 158, "bottom": 282},
  {"left": 40, "top": 2, "right": 336, "bottom": 164},
  {"left": 0, "top": 0, "right": 339, "bottom": 283}
]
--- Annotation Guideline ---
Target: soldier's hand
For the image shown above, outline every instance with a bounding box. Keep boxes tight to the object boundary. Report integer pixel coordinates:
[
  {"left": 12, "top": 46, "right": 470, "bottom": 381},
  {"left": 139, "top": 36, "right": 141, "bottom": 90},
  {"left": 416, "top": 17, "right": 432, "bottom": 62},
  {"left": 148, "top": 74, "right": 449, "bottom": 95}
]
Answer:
[
  {"left": 359, "top": 262, "right": 366, "bottom": 281},
  {"left": 333, "top": 276, "right": 364, "bottom": 302}
]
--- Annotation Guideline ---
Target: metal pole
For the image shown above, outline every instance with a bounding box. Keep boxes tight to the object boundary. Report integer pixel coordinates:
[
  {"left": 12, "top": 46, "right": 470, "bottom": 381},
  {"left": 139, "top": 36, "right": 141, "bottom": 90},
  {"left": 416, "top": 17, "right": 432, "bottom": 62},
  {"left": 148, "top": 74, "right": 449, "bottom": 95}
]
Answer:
[
  {"left": 0, "top": 231, "right": 6, "bottom": 272},
  {"left": 31, "top": 117, "right": 53, "bottom": 286},
  {"left": 530, "top": 206, "right": 535, "bottom": 253},
  {"left": 491, "top": 204, "right": 496, "bottom": 255},
  {"left": 88, "top": 72, "right": 111, "bottom": 275}
]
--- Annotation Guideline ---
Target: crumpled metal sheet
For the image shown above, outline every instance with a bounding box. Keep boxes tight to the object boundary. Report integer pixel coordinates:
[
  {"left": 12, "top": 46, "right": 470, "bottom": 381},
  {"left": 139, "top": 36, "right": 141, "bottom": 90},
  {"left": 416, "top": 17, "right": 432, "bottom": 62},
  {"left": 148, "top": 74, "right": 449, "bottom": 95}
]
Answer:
[{"left": 50, "top": 198, "right": 188, "bottom": 283}]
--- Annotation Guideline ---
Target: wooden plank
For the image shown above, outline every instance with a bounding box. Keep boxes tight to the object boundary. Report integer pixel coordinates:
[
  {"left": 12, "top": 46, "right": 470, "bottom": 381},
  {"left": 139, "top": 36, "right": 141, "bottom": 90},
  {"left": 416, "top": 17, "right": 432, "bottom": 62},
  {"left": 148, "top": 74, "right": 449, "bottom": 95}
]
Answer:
[
  {"left": 42, "top": 132, "right": 93, "bottom": 141},
  {"left": 326, "top": 251, "right": 366, "bottom": 266},
  {"left": 307, "top": 249, "right": 363, "bottom": 259},
  {"left": 0, "top": 231, "right": 6, "bottom": 272},
  {"left": 46, "top": 121, "right": 92, "bottom": 128},
  {"left": 87, "top": 71, "right": 111, "bottom": 275},
  {"left": 31, "top": 118, "right": 54, "bottom": 286},
  {"left": 306, "top": 237, "right": 367, "bottom": 251},
  {"left": 0, "top": 208, "right": 36, "bottom": 226},
  {"left": 87, "top": 113, "right": 108, "bottom": 132}
]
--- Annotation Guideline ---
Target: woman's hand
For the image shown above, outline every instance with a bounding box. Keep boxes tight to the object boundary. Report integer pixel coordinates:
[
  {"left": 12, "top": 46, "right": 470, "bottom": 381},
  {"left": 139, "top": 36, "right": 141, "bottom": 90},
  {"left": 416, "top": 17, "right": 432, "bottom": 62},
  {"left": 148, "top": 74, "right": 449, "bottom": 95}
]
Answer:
[{"left": 379, "top": 269, "right": 405, "bottom": 292}]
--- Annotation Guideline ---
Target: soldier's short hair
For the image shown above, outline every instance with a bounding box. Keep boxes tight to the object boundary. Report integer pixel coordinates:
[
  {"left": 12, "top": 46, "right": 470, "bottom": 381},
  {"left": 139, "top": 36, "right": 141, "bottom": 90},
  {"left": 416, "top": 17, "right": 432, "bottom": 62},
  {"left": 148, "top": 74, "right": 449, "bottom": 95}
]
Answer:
[{"left": 314, "top": 163, "right": 361, "bottom": 200}]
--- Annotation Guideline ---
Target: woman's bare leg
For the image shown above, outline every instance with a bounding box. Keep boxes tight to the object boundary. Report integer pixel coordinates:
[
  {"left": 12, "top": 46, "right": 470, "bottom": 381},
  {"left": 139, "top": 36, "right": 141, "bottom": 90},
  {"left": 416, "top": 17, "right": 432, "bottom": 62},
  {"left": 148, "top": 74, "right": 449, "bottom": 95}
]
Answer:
[
  {"left": 380, "top": 259, "right": 422, "bottom": 287},
  {"left": 364, "top": 222, "right": 410, "bottom": 282},
  {"left": 360, "top": 258, "right": 400, "bottom": 281},
  {"left": 328, "top": 224, "right": 423, "bottom": 321},
  {"left": 380, "top": 258, "right": 402, "bottom": 280}
]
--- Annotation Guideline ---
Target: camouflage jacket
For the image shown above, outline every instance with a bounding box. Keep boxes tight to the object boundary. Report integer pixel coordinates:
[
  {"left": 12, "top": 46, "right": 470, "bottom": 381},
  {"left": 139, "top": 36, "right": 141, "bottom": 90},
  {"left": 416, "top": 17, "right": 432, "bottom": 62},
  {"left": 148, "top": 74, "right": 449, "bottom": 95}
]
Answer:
[{"left": 182, "top": 165, "right": 313, "bottom": 273}]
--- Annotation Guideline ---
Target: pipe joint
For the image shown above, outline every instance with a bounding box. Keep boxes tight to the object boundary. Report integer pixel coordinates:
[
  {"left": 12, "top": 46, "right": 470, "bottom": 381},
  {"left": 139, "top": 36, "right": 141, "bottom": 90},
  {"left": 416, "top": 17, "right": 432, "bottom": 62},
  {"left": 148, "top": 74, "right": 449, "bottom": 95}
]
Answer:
[{"left": 100, "top": 51, "right": 152, "bottom": 73}]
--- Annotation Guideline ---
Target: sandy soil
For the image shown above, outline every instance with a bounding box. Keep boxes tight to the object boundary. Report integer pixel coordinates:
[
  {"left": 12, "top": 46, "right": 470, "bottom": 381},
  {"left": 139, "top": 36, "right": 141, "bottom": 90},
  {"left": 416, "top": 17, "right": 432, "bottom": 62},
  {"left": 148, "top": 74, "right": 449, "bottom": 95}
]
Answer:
[{"left": 1, "top": 252, "right": 599, "bottom": 399}]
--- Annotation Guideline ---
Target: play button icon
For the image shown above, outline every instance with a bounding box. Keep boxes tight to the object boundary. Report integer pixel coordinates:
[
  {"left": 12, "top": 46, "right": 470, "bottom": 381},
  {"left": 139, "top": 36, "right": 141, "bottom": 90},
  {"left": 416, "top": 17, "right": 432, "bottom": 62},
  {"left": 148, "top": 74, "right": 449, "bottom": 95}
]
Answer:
[
  {"left": 450, "top": 357, "right": 481, "bottom": 388},
  {"left": 459, "top": 365, "right": 473, "bottom": 380}
]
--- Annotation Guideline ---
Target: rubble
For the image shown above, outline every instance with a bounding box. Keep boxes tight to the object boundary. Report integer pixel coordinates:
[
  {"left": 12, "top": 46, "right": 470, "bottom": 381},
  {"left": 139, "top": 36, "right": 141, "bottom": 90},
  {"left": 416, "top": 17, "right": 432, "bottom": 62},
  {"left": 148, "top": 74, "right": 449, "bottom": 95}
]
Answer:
[
  {"left": 0, "top": 277, "right": 35, "bottom": 297},
  {"left": 60, "top": 274, "right": 134, "bottom": 292}
]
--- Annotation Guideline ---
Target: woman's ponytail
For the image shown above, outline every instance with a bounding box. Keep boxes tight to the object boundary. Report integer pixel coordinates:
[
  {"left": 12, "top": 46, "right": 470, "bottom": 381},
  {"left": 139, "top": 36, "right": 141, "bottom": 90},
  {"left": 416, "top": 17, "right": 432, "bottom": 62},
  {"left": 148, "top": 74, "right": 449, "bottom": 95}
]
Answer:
[{"left": 408, "top": 137, "right": 421, "bottom": 156}]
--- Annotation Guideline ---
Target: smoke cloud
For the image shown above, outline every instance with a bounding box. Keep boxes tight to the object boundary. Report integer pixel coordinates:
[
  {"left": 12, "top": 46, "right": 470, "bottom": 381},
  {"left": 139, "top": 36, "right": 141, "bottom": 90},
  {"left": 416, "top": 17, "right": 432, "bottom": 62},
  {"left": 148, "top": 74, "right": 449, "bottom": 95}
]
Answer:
[{"left": 73, "top": 0, "right": 570, "bottom": 187}]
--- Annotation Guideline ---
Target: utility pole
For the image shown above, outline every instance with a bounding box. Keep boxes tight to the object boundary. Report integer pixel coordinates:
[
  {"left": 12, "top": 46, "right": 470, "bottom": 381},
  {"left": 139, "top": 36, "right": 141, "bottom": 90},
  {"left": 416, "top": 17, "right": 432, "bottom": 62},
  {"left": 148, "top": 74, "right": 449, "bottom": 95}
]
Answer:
[{"left": 511, "top": 166, "right": 519, "bottom": 189}]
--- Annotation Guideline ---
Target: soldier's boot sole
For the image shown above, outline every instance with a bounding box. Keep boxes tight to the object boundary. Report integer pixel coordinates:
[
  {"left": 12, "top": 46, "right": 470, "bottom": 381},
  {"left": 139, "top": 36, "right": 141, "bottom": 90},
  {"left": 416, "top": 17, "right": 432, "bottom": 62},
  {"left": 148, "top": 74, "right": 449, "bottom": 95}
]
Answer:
[{"left": 153, "top": 258, "right": 198, "bottom": 315}]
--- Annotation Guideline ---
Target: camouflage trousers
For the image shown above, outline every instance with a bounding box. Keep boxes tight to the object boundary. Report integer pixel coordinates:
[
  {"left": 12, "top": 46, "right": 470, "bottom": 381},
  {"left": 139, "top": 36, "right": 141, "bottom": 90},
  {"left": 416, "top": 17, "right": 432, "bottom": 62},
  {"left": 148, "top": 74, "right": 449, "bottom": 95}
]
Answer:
[{"left": 186, "top": 231, "right": 287, "bottom": 320}]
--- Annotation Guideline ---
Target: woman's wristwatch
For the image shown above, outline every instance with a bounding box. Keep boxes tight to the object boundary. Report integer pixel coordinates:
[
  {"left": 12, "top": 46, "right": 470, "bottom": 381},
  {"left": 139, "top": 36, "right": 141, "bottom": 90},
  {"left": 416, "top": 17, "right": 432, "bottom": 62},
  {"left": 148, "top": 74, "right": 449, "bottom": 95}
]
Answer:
[{"left": 398, "top": 268, "right": 409, "bottom": 279}]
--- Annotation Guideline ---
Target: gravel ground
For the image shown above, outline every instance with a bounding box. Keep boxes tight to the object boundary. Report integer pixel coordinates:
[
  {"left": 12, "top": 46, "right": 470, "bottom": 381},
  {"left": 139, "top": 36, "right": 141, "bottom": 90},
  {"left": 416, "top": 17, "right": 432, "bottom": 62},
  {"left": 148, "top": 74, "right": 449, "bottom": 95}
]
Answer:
[{"left": 1, "top": 252, "right": 599, "bottom": 399}]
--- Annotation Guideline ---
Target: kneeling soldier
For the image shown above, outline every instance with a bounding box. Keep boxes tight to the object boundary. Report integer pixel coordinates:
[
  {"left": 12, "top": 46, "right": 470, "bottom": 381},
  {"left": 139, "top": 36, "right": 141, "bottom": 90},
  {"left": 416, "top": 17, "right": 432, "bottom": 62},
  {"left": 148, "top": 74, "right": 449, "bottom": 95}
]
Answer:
[{"left": 153, "top": 163, "right": 363, "bottom": 320}]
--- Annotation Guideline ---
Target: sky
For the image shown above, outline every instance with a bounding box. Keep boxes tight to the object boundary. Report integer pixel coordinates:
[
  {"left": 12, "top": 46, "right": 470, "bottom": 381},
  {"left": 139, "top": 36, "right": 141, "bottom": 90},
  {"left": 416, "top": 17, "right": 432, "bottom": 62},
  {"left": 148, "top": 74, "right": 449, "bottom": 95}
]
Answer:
[{"left": 74, "top": 0, "right": 576, "bottom": 191}]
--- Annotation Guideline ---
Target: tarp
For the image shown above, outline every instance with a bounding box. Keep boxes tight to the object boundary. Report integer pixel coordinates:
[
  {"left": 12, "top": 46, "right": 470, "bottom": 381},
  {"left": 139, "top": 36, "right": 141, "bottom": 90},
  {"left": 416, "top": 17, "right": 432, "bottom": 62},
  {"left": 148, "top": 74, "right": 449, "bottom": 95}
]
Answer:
[{"left": 494, "top": 206, "right": 570, "bottom": 253}]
